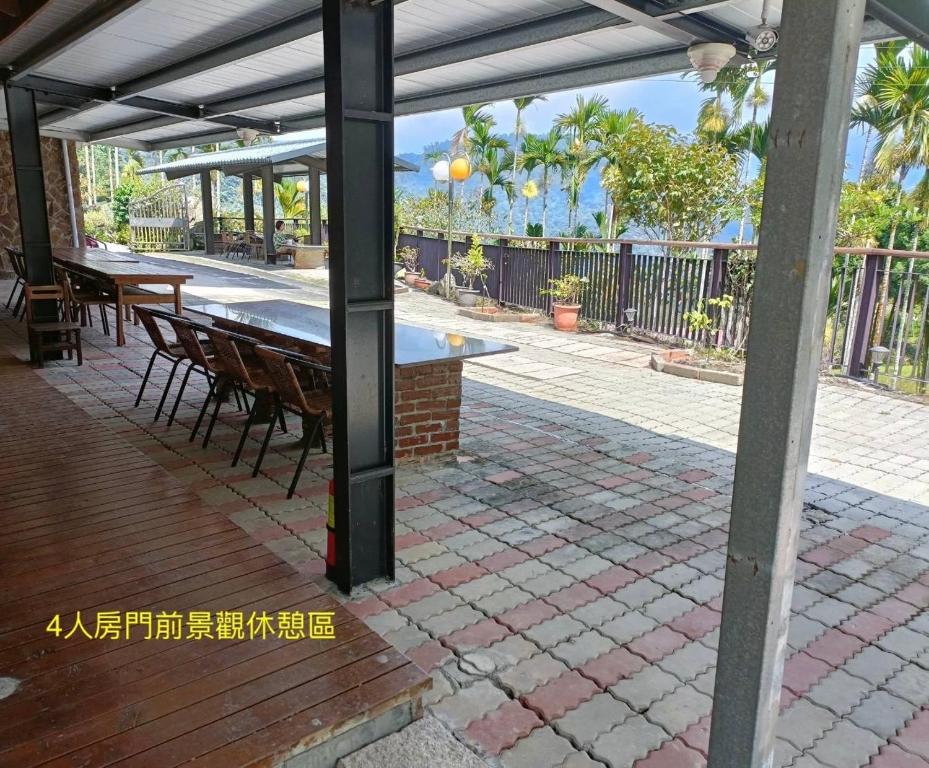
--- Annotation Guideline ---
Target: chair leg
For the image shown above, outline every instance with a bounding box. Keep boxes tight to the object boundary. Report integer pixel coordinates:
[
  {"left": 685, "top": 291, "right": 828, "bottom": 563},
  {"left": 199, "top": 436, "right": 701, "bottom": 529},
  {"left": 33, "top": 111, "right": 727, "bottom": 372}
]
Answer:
[
  {"left": 190, "top": 378, "right": 217, "bottom": 442},
  {"left": 75, "top": 330, "right": 82, "bottom": 366},
  {"left": 154, "top": 358, "right": 184, "bottom": 421},
  {"left": 135, "top": 351, "right": 159, "bottom": 407},
  {"left": 253, "top": 401, "right": 280, "bottom": 477},
  {"left": 278, "top": 405, "right": 287, "bottom": 434},
  {"left": 232, "top": 404, "right": 258, "bottom": 466},
  {"left": 6, "top": 278, "right": 21, "bottom": 309},
  {"left": 288, "top": 416, "right": 322, "bottom": 499},
  {"left": 201, "top": 387, "right": 226, "bottom": 448},
  {"left": 99, "top": 305, "right": 109, "bottom": 336},
  {"left": 167, "top": 365, "right": 196, "bottom": 426}
]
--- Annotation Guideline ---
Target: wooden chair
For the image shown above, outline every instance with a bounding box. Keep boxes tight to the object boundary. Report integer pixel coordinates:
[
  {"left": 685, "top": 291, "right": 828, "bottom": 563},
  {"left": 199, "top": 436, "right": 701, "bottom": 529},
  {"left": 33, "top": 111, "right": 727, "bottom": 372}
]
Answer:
[
  {"left": 253, "top": 345, "right": 332, "bottom": 498},
  {"left": 201, "top": 327, "right": 286, "bottom": 460},
  {"left": 55, "top": 266, "right": 113, "bottom": 336},
  {"left": 133, "top": 306, "right": 201, "bottom": 421},
  {"left": 25, "top": 283, "right": 82, "bottom": 367},
  {"left": 245, "top": 232, "right": 265, "bottom": 261}
]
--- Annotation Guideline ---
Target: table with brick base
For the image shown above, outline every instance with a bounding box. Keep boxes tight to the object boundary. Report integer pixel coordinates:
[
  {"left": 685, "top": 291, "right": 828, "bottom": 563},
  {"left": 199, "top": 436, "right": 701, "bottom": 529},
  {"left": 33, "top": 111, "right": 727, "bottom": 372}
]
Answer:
[{"left": 186, "top": 299, "right": 516, "bottom": 460}]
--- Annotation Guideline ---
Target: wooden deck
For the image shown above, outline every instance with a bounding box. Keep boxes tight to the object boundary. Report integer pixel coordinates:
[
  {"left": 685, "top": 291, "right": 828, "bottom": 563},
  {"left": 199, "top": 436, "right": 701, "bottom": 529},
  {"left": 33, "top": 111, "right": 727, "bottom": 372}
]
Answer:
[{"left": 0, "top": 353, "right": 428, "bottom": 767}]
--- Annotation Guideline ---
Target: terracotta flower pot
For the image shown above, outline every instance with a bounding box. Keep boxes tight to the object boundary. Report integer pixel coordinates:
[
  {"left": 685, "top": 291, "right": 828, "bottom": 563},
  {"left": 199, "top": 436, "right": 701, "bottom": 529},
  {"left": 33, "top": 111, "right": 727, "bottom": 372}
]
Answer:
[
  {"left": 552, "top": 303, "right": 581, "bottom": 332},
  {"left": 404, "top": 273, "right": 418, "bottom": 286},
  {"left": 414, "top": 277, "right": 431, "bottom": 290}
]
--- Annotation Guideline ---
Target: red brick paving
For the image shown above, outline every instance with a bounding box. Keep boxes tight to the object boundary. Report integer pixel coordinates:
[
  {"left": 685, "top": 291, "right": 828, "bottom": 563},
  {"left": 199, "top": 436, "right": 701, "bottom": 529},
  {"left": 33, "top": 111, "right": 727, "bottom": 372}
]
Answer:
[
  {"left": 406, "top": 640, "right": 454, "bottom": 672},
  {"left": 626, "top": 551, "right": 673, "bottom": 576},
  {"left": 486, "top": 470, "right": 523, "bottom": 484},
  {"left": 395, "top": 531, "right": 429, "bottom": 550},
  {"left": 497, "top": 599, "right": 559, "bottom": 632},
  {"left": 587, "top": 565, "right": 638, "bottom": 594},
  {"left": 381, "top": 577, "right": 439, "bottom": 608},
  {"left": 870, "top": 744, "right": 929, "bottom": 767},
  {"left": 781, "top": 651, "right": 832, "bottom": 696},
  {"left": 679, "top": 716, "right": 711, "bottom": 756},
  {"left": 479, "top": 547, "right": 530, "bottom": 572},
  {"left": 840, "top": 611, "right": 896, "bottom": 643},
  {"left": 464, "top": 700, "right": 542, "bottom": 755},
  {"left": 635, "top": 738, "right": 705, "bottom": 767},
  {"left": 669, "top": 606, "right": 721, "bottom": 640},
  {"left": 626, "top": 626, "right": 689, "bottom": 662},
  {"left": 892, "top": 709, "right": 929, "bottom": 762},
  {"left": 579, "top": 647, "right": 647, "bottom": 688},
  {"left": 803, "top": 628, "right": 867, "bottom": 667},
  {"left": 519, "top": 534, "right": 567, "bottom": 557},
  {"left": 444, "top": 619, "right": 511, "bottom": 652},
  {"left": 677, "top": 469, "right": 714, "bottom": 483},
  {"left": 521, "top": 670, "right": 600, "bottom": 721},
  {"left": 544, "top": 583, "right": 601, "bottom": 612},
  {"left": 430, "top": 563, "right": 488, "bottom": 589}
]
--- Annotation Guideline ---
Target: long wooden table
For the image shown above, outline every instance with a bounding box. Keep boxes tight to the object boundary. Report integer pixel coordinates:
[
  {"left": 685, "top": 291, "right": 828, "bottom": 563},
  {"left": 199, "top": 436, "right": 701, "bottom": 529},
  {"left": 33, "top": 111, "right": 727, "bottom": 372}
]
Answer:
[
  {"left": 187, "top": 299, "right": 517, "bottom": 461},
  {"left": 53, "top": 248, "right": 193, "bottom": 346}
]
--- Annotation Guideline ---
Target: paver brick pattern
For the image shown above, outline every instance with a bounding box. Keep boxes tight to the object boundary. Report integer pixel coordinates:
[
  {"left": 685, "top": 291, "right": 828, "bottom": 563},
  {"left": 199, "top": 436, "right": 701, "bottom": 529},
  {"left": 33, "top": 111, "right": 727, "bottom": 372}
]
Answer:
[{"left": 6, "top": 263, "right": 929, "bottom": 768}]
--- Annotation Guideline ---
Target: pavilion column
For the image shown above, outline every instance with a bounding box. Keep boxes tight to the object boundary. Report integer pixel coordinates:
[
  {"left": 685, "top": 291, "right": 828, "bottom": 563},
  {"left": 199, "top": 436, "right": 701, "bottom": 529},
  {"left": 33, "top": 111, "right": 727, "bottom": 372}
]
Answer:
[
  {"left": 4, "top": 85, "right": 54, "bottom": 292},
  {"left": 310, "top": 167, "right": 322, "bottom": 245},
  {"left": 707, "top": 1, "right": 866, "bottom": 766},
  {"left": 199, "top": 171, "right": 215, "bottom": 255},
  {"left": 261, "top": 164, "right": 275, "bottom": 262},
  {"left": 323, "top": 0, "right": 395, "bottom": 592},
  {"left": 243, "top": 174, "right": 255, "bottom": 232}
]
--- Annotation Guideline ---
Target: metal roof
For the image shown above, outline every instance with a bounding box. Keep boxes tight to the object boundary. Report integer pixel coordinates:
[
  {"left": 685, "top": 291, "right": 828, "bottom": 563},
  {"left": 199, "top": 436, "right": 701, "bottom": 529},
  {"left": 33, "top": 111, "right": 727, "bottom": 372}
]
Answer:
[
  {"left": 137, "top": 137, "right": 419, "bottom": 179},
  {"left": 0, "top": 0, "right": 912, "bottom": 151}
]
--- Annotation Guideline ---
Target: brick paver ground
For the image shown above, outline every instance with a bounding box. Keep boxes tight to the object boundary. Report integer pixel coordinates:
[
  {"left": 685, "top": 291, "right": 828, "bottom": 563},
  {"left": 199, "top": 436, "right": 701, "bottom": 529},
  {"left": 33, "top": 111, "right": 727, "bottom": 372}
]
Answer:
[{"left": 4, "top": 255, "right": 929, "bottom": 768}]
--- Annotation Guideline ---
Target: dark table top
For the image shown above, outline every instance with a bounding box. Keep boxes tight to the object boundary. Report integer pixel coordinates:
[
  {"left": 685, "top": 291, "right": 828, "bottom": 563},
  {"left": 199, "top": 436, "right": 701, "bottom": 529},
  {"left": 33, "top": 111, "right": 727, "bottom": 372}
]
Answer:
[{"left": 185, "top": 299, "right": 518, "bottom": 368}]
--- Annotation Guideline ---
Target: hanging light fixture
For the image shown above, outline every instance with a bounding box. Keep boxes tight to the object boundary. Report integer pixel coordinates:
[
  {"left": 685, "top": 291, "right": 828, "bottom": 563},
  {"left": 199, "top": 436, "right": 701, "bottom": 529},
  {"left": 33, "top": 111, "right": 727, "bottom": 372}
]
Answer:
[{"left": 687, "top": 42, "right": 737, "bottom": 84}]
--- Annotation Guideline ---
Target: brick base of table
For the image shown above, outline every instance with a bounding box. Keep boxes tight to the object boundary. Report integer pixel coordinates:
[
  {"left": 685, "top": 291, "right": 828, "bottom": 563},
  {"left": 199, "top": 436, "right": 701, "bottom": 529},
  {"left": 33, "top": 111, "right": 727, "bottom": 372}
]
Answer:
[{"left": 395, "top": 360, "right": 463, "bottom": 461}]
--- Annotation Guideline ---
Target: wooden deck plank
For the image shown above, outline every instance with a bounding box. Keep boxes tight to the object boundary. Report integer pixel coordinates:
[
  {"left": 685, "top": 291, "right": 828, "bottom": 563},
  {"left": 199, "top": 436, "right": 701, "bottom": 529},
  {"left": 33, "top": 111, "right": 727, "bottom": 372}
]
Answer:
[{"left": 0, "top": 352, "right": 427, "bottom": 767}]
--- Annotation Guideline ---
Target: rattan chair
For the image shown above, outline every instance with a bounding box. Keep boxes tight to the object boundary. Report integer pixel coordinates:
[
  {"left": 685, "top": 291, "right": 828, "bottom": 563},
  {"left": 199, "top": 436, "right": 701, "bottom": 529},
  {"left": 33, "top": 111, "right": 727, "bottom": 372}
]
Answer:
[
  {"left": 163, "top": 315, "right": 243, "bottom": 428},
  {"left": 5, "top": 247, "right": 25, "bottom": 316},
  {"left": 55, "top": 266, "right": 113, "bottom": 336},
  {"left": 200, "top": 327, "right": 286, "bottom": 458},
  {"left": 253, "top": 345, "right": 332, "bottom": 498}
]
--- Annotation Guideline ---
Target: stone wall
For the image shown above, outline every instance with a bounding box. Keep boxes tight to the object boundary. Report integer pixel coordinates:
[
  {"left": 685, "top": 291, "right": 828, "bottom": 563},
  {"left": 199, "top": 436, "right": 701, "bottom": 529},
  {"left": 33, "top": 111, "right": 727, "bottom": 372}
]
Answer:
[{"left": 0, "top": 131, "right": 84, "bottom": 269}]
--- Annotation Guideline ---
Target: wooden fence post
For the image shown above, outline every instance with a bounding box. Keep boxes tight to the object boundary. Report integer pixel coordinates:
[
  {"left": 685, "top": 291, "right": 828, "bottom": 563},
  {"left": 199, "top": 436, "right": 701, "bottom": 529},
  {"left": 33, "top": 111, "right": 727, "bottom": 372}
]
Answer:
[
  {"left": 710, "top": 247, "right": 729, "bottom": 346},
  {"left": 546, "top": 239, "right": 561, "bottom": 313},
  {"left": 849, "top": 252, "right": 880, "bottom": 378},
  {"left": 495, "top": 237, "right": 507, "bottom": 302},
  {"left": 615, "top": 241, "right": 633, "bottom": 326}
]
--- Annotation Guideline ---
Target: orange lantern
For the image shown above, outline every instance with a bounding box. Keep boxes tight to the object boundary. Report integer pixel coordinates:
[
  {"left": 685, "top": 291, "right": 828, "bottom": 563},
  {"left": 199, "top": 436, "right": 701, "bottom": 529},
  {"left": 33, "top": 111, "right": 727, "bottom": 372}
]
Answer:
[{"left": 449, "top": 156, "right": 471, "bottom": 182}]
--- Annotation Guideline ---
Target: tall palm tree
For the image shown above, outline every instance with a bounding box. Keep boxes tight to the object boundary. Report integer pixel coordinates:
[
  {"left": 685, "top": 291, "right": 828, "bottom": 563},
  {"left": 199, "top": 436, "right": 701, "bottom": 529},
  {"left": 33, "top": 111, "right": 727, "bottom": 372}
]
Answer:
[
  {"left": 451, "top": 103, "right": 492, "bottom": 157},
  {"left": 556, "top": 94, "right": 608, "bottom": 230},
  {"left": 508, "top": 95, "right": 546, "bottom": 233},
  {"left": 592, "top": 108, "right": 642, "bottom": 238},
  {"left": 469, "top": 119, "right": 507, "bottom": 200},
  {"left": 852, "top": 41, "right": 929, "bottom": 342},
  {"left": 520, "top": 128, "right": 564, "bottom": 236},
  {"left": 481, "top": 151, "right": 513, "bottom": 214}
]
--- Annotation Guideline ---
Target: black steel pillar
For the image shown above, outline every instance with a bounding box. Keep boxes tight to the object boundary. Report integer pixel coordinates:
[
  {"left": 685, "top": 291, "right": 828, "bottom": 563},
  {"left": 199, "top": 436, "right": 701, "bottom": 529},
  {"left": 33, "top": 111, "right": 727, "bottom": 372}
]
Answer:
[
  {"left": 200, "top": 171, "right": 215, "bottom": 255},
  {"left": 243, "top": 174, "right": 255, "bottom": 232},
  {"left": 323, "top": 0, "right": 395, "bottom": 593},
  {"left": 261, "top": 164, "right": 276, "bottom": 262},
  {"left": 310, "top": 167, "right": 322, "bottom": 245},
  {"left": 4, "top": 85, "right": 54, "bottom": 289}
]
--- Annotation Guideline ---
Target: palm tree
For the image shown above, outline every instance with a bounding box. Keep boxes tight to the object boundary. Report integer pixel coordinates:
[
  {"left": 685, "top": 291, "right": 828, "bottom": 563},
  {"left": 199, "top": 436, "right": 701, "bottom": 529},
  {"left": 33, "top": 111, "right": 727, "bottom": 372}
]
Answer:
[
  {"left": 520, "top": 128, "right": 564, "bottom": 236},
  {"left": 508, "top": 95, "right": 546, "bottom": 233},
  {"left": 852, "top": 41, "right": 929, "bottom": 343},
  {"left": 592, "top": 108, "right": 642, "bottom": 238},
  {"left": 556, "top": 94, "right": 608, "bottom": 230},
  {"left": 451, "top": 103, "right": 492, "bottom": 157},
  {"left": 274, "top": 179, "right": 307, "bottom": 219},
  {"left": 481, "top": 151, "right": 513, "bottom": 214},
  {"left": 468, "top": 119, "right": 507, "bottom": 199}
]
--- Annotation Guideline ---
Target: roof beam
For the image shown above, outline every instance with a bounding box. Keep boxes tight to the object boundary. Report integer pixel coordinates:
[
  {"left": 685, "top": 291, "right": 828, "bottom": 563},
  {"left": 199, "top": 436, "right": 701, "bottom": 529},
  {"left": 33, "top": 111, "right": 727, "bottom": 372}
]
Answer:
[
  {"left": 79, "top": 0, "right": 740, "bottom": 142},
  {"left": 579, "top": 0, "right": 697, "bottom": 43},
  {"left": 866, "top": 0, "right": 929, "bottom": 49},
  {"left": 7, "top": 0, "right": 146, "bottom": 78}
]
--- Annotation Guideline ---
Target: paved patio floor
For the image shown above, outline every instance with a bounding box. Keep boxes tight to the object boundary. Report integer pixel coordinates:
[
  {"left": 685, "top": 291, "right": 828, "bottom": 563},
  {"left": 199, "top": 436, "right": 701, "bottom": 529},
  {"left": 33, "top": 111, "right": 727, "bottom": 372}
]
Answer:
[{"left": 4, "top": 253, "right": 929, "bottom": 768}]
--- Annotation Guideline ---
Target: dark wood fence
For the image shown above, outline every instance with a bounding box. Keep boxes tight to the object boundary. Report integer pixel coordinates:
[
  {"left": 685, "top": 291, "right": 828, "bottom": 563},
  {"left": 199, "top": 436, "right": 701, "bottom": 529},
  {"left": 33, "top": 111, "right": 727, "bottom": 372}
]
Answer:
[{"left": 397, "top": 229, "right": 929, "bottom": 392}]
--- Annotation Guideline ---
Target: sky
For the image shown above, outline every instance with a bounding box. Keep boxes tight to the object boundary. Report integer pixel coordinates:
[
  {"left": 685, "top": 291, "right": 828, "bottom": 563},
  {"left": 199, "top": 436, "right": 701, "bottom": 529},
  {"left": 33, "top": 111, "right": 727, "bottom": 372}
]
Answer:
[{"left": 387, "top": 44, "right": 879, "bottom": 181}]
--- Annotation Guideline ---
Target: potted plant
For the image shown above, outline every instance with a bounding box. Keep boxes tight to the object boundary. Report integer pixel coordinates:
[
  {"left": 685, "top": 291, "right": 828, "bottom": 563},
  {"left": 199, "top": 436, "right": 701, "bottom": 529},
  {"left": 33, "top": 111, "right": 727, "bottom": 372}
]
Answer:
[
  {"left": 399, "top": 246, "right": 419, "bottom": 285},
  {"left": 414, "top": 270, "right": 432, "bottom": 290},
  {"left": 449, "top": 237, "right": 494, "bottom": 307},
  {"left": 541, "top": 274, "right": 588, "bottom": 332}
]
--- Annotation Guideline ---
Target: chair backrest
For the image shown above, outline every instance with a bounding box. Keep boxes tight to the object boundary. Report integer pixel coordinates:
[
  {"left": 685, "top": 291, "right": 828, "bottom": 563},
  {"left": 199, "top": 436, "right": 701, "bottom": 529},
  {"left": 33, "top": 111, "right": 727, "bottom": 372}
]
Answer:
[
  {"left": 165, "top": 316, "right": 214, "bottom": 370},
  {"left": 254, "top": 345, "right": 331, "bottom": 414},
  {"left": 202, "top": 326, "right": 264, "bottom": 390},
  {"left": 24, "top": 284, "right": 65, "bottom": 323},
  {"left": 135, "top": 306, "right": 176, "bottom": 356},
  {"left": 6, "top": 248, "right": 25, "bottom": 281}
]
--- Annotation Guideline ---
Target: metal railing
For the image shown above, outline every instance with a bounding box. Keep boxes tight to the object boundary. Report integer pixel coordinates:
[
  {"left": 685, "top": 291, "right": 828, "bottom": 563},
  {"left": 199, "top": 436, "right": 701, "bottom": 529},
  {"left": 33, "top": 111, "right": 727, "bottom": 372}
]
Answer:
[{"left": 398, "top": 228, "right": 929, "bottom": 392}]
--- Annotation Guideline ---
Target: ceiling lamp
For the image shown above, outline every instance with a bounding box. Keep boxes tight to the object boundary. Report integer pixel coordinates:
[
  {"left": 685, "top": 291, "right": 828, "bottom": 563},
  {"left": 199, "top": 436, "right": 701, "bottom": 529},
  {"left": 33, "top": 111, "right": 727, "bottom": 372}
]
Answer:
[{"left": 687, "top": 42, "right": 737, "bottom": 84}]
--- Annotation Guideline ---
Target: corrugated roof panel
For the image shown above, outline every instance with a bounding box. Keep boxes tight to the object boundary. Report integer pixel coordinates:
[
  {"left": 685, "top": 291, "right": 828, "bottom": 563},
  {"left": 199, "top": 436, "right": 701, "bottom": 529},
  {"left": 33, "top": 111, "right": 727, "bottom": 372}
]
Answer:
[{"left": 0, "top": 0, "right": 85, "bottom": 66}]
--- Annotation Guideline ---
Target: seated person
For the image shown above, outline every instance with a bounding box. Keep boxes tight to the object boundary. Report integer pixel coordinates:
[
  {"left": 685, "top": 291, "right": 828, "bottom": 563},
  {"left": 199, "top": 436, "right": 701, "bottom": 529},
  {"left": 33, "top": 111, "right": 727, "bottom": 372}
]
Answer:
[{"left": 272, "top": 220, "right": 296, "bottom": 260}]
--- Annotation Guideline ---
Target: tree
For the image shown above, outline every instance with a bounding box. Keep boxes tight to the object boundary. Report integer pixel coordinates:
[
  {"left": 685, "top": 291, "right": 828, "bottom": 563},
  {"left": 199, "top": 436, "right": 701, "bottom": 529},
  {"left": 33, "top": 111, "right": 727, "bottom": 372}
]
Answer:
[
  {"left": 520, "top": 128, "right": 564, "bottom": 236},
  {"left": 274, "top": 179, "right": 307, "bottom": 219},
  {"left": 480, "top": 150, "right": 513, "bottom": 215},
  {"left": 592, "top": 108, "right": 642, "bottom": 238},
  {"left": 556, "top": 94, "right": 608, "bottom": 230},
  {"left": 469, "top": 118, "right": 507, "bottom": 200},
  {"left": 508, "top": 95, "right": 546, "bottom": 233},
  {"left": 600, "top": 122, "right": 740, "bottom": 243}
]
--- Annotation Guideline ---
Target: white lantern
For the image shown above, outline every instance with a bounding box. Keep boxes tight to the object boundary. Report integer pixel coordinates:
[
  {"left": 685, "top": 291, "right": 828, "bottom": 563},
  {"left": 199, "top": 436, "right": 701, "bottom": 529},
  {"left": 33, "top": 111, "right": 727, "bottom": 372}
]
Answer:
[{"left": 432, "top": 159, "right": 450, "bottom": 183}]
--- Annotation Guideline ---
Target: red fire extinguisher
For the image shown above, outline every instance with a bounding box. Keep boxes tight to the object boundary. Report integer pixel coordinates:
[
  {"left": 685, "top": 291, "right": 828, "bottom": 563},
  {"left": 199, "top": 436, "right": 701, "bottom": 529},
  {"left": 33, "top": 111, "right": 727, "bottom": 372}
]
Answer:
[{"left": 326, "top": 479, "right": 336, "bottom": 567}]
